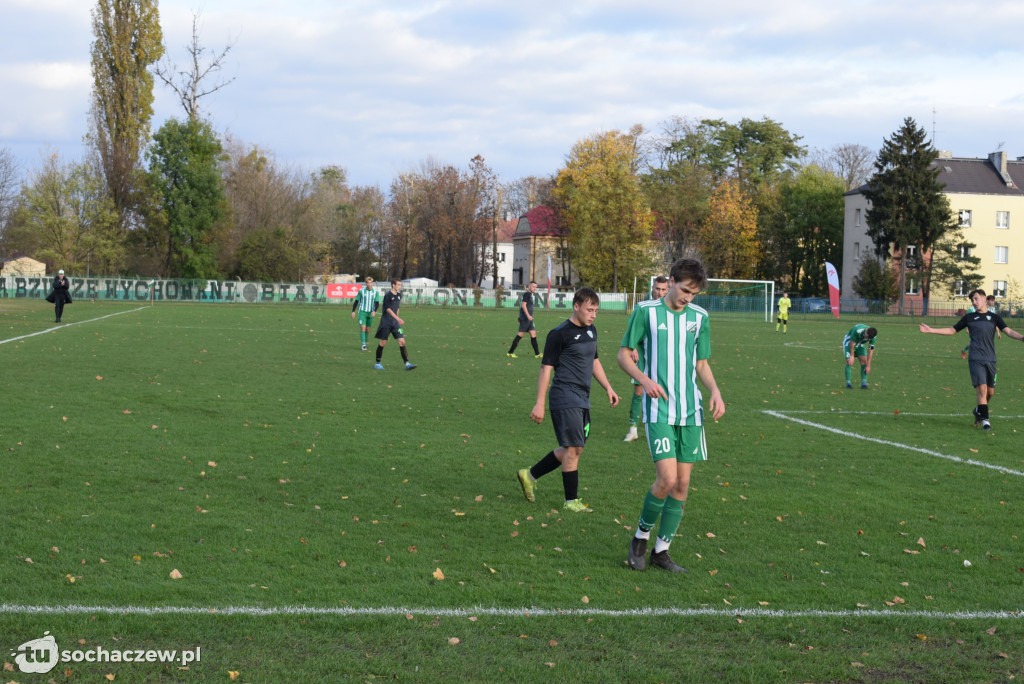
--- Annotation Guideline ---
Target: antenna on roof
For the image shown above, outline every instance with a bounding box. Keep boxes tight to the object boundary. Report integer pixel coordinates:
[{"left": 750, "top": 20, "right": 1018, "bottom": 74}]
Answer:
[
  {"left": 997, "top": 142, "right": 1005, "bottom": 151},
  {"left": 931, "top": 107, "right": 937, "bottom": 145}
]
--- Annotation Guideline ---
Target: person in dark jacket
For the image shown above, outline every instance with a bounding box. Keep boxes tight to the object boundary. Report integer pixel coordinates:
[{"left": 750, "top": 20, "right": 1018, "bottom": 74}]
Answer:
[{"left": 50, "top": 269, "right": 71, "bottom": 322}]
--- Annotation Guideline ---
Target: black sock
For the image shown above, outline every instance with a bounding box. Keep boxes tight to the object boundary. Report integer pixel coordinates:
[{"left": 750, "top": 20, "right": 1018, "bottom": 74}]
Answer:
[
  {"left": 531, "top": 337, "right": 540, "bottom": 355},
  {"left": 980, "top": 404, "right": 989, "bottom": 420},
  {"left": 508, "top": 336, "right": 521, "bottom": 354},
  {"left": 376, "top": 346, "right": 383, "bottom": 363},
  {"left": 400, "top": 346, "right": 409, "bottom": 363},
  {"left": 561, "top": 469, "right": 579, "bottom": 501},
  {"left": 529, "top": 451, "right": 561, "bottom": 480}
]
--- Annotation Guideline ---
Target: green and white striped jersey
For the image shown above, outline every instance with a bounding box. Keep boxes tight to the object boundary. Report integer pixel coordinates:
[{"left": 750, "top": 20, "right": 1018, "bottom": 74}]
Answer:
[
  {"left": 354, "top": 286, "right": 379, "bottom": 313},
  {"left": 621, "top": 299, "right": 711, "bottom": 426}
]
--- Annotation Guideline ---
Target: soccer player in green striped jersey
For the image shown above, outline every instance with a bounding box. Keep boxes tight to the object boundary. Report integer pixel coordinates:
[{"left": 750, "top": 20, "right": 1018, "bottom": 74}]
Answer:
[
  {"left": 618, "top": 257, "right": 725, "bottom": 573},
  {"left": 624, "top": 275, "right": 669, "bottom": 442},
  {"left": 351, "top": 278, "right": 380, "bottom": 350}
]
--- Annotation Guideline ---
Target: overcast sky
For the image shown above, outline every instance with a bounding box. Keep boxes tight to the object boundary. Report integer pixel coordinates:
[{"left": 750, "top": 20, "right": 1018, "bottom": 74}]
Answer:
[{"left": 3, "top": 0, "right": 1024, "bottom": 189}]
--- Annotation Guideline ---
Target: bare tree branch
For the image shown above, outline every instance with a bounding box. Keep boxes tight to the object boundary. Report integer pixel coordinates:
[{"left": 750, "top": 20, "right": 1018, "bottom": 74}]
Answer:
[{"left": 155, "top": 9, "right": 236, "bottom": 120}]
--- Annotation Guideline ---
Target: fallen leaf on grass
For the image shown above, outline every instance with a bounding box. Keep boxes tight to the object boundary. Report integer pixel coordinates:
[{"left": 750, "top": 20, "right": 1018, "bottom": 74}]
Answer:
[
  {"left": 986, "top": 626, "right": 998, "bottom": 635},
  {"left": 169, "top": 569, "right": 183, "bottom": 579},
  {"left": 903, "top": 549, "right": 920, "bottom": 555},
  {"left": 581, "top": 596, "right": 590, "bottom": 604},
  {"left": 433, "top": 568, "right": 445, "bottom": 580},
  {"left": 448, "top": 637, "right": 460, "bottom": 645},
  {"left": 228, "top": 671, "right": 240, "bottom": 680},
  {"left": 917, "top": 537, "right": 926, "bottom": 548}
]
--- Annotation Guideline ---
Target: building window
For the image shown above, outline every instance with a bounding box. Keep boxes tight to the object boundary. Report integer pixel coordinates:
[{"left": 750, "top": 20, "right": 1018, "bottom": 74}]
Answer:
[
  {"left": 555, "top": 247, "right": 569, "bottom": 261},
  {"left": 955, "top": 280, "right": 968, "bottom": 297},
  {"left": 995, "top": 246, "right": 1008, "bottom": 264},
  {"left": 959, "top": 209, "right": 972, "bottom": 227},
  {"left": 905, "top": 277, "right": 919, "bottom": 295},
  {"left": 855, "top": 208, "right": 862, "bottom": 226},
  {"left": 904, "top": 244, "right": 920, "bottom": 270},
  {"left": 854, "top": 242, "right": 860, "bottom": 260},
  {"left": 996, "top": 211, "right": 1010, "bottom": 229},
  {"left": 993, "top": 280, "right": 1007, "bottom": 298},
  {"left": 958, "top": 244, "right": 972, "bottom": 260},
  {"left": 496, "top": 252, "right": 506, "bottom": 263},
  {"left": 499, "top": 276, "right": 505, "bottom": 286},
  {"left": 555, "top": 275, "right": 568, "bottom": 286}
]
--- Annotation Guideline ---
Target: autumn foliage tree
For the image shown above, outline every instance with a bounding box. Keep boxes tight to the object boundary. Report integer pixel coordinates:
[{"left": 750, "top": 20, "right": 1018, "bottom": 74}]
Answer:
[
  {"left": 555, "top": 126, "right": 655, "bottom": 291},
  {"left": 698, "top": 180, "right": 759, "bottom": 279}
]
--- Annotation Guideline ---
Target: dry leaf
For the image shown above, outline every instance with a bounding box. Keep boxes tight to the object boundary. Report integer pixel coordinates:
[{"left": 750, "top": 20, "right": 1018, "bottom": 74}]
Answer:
[
  {"left": 545, "top": 662, "right": 556, "bottom": 668},
  {"left": 433, "top": 568, "right": 445, "bottom": 580},
  {"left": 549, "top": 640, "right": 558, "bottom": 646},
  {"left": 903, "top": 549, "right": 920, "bottom": 555},
  {"left": 708, "top": 569, "right": 718, "bottom": 576},
  {"left": 581, "top": 595, "right": 590, "bottom": 604},
  {"left": 105, "top": 674, "right": 115, "bottom": 681},
  {"left": 916, "top": 537, "right": 926, "bottom": 548},
  {"left": 24, "top": 557, "right": 33, "bottom": 563},
  {"left": 916, "top": 634, "right": 927, "bottom": 640},
  {"left": 892, "top": 596, "right": 905, "bottom": 604},
  {"left": 986, "top": 626, "right": 997, "bottom": 635},
  {"left": 228, "top": 671, "right": 240, "bottom": 680},
  {"left": 706, "top": 532, "right": 716, "bottom": 538},
  {"left": 96, "top": 375, "right": 103, "bottom": 380},
  {"left": 4, "top": 662, "right": 15, "bottom": 672},
  {"left": 169, "top": 568, "right": 183, "bottom": 579},
  {"left": 448, "top": 637, "right": 460, "bottom": 645}
]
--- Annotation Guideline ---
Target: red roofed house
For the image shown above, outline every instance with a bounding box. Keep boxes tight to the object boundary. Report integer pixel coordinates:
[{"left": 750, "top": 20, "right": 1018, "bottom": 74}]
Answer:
[
  {"left": 480, "top": 216, "right": 517, "bottom": 289},
  {"left": 512, "top": 206, "right": 576, "bottom": 289}
]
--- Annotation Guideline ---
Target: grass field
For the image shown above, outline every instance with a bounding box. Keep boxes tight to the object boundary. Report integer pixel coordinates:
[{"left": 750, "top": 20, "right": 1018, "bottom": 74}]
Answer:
[{"left": 1, "top": 298, "right": 1023, "bottom": 682}]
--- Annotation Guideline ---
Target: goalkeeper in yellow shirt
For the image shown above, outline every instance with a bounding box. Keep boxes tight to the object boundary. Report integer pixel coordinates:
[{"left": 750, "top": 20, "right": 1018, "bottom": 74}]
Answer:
[{"left": 775, "top": 292, "right": 792, "bottom": 333}]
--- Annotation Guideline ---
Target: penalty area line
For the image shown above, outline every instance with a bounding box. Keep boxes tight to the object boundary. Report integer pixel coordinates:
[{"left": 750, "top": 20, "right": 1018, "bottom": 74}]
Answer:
[
  {"left": 0, "top": 603, "right": 1022, "bottom": 621},
  {"left": 765, "top": 410, "right": 1024, "bottom": 478},
  {"left": 0, "top": 306, "right": 151, "bottom": 346}
]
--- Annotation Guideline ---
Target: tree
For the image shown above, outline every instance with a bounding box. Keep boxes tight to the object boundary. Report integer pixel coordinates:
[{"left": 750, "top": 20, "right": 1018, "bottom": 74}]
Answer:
[
  {"left": 0, "top": 146, "right": 20, "bottom": 237},
  {"left": 504, "top": 175, "right": 555, "bottom": 218},
  {"left": 697, "top": 180, "right": 759, "bottom": 279},
  {"left": 554, "top": 126, "right": 655, "bottom": 291},
  {"left": 805, "top": 143, "right": 875, "bottom": 191},
  {"left": 146, "top": 118, "right": 225, "bottom": 278},
  {"left": 852, "top": 256, "right": 899, "bottom": 313},
  {"left": 863, "top": 117, "right": 957, "bottom": 314},
  {"left": 88, "top": 0, "right": 164, "bottom": 233},
  {"left": 8, "top": 154, "right": 120, "bottom": 274},
  {"left": 927, "top": 228, "right": 982, "bottom": 301},
  {"left": 155, "top": 9, "right": 235, "bottom": 120},
  {"left": 773, "top": 165, "right": 845, "bottom": 294}
]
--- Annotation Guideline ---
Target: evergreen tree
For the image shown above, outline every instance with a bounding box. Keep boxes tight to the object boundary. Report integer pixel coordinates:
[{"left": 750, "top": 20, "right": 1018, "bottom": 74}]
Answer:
[
  {"left": 863, "top": 117, "right": 956, "bottom": 314},
  {"left": 927, "top": 229, "right": 983, "bottom": 301}
]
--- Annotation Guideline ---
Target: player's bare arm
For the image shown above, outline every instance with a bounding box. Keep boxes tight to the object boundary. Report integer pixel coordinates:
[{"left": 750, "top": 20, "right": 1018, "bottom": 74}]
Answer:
[
  {"left": 530, "top": 365, "right": 554, "bottom": 424},
  {"left": 591, "top": 358, "right": 620, "bottom": 407},
  {"left": 387, "top": 308, "right": 404, "bottom": 327},
  {"left": 919, "top": 324, "right": 956, "bottom": 335},
  {"left": 617, "top": 346, "right": 665, "bottom": 399},
  {"left": 696, "top": 359, "right": 725, "bottom": 420},
  {"left": 1001, "top": 326, "right": 1024, "bottom": 342}
]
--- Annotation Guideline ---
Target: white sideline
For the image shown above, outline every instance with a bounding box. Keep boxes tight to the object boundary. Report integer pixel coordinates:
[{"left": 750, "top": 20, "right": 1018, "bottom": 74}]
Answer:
[
  {"left": 0, "top": 307, "right": 150, "bottom": 346},
  {"left": 0, "top": 603, "right": 1021, "bottom": 620},
  {"left": 764, "top": 410, "right": 1024, "bottom": 477}
]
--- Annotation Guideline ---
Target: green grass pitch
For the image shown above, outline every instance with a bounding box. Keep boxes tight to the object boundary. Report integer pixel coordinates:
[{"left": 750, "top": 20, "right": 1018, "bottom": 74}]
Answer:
[{"left": 1, "top": 299, "right": 1022, "bottom": 681}]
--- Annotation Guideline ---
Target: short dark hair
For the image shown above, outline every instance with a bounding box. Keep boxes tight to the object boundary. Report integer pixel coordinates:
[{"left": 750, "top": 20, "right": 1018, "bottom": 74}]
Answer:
[
  {"left": 669, "top": 258, "right": 707, "bottom": 289},
  {"left": 653, "top": 275, "right": 669, "bottom": 284},
  {"left": 969, "top": 289, "right": 986, "bottom": 300},
  {"left": 865, "top": 327, "right": 878, "bottom": 339},
  {"left": 986, "top": 294, "right": 995, "bottom": 302},
  {"left": 529, "top": 280, "right": 537, "bottom": 286},
  {"left": 391, "top": 278, "right": 402, "bottom": 286},
  {"left": 573, "top": 286, "right": 600, "bottom": 307}
]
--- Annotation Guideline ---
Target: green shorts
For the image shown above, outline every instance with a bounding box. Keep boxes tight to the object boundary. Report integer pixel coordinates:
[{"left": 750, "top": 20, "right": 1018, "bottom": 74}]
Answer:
[
  {"left": 644, "top": 423, "right": 707, "bottom": 463},
  {"left": 357, "top": 311, "right": 375, "bottom": 327}
]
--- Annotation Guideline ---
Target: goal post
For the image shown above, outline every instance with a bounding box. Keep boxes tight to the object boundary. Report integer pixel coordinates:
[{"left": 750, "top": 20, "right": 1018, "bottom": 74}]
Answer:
[{"left": 699, "top": 278, "right": 775, "bottom": 322}]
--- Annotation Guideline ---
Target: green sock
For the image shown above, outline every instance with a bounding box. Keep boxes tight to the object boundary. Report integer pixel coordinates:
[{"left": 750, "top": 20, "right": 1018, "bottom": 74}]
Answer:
[
  {"left": 629, "top": 393, "right": 642, "bottom": 427},
  {"left": 845, "top": 365, "right": 852, "bottom": 384},
  {"left": 861, "top": 366, "right": 868, "bottom": 383},
  {"left": 360, "top": 331, "right": 367, "bottom": 345},
  {"left": 637, "top": 490, "right": 666, "bottom": 535},
  {"left": 656, "top": 496, "right": 685, "bottom": 546}
]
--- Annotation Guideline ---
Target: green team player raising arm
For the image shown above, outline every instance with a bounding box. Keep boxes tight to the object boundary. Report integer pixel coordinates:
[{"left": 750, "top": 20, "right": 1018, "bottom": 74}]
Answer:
[
  {"left": 843, "top": 324, "right": 877, "bottom": 389},
  {"left": 618, "top": 258, "right": 725, "bottom": 573},
  {"left": 921, "top": 288, "right": 1024, "bottom": 431}
]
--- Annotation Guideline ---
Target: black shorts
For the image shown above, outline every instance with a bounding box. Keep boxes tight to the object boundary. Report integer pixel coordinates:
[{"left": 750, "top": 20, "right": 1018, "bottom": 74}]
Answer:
[
  {"left": 518, "top": 317, "right": 535, "bottom": 334},
  {"left": 551, "top": 407, "right": 590, "bottom": 448},
  {"left": 969, "top": 360, "right": 997, "bottom": 388},
  {"left": 375, "top": 324, "right": 404, "bottom": 341}
]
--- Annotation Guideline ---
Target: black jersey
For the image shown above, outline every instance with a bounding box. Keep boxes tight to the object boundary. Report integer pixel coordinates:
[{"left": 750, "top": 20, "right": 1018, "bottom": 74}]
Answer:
[
  {"left": 542, "top": 319, "right": 599, "bottom": 410},
  {"left": 519, "top": 290, "right": 534, "bottom": 321},
  {"left": 954, "top": 310, "right": 1007, "bottom": 363},
  {"left": 378, "top": 290, "right": 402, "bottom": 328}
]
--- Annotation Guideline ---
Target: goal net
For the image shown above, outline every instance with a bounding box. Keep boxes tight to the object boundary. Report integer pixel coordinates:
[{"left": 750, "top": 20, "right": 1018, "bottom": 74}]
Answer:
[{"left": 695, "top": 278, "right": 775, "bottom": 322}]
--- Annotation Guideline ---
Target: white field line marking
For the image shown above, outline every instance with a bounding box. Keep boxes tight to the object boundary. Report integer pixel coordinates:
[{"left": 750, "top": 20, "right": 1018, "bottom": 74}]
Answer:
[
  {"left": 0, "top": 603, "right": 1021, "bottom": 620},
  {"left": 765, "top": 410, "right": 1024, "bottom": 477},
  {"left": 783, "top": 410, "right": 1024, "bottom": 419},
  {"left": 0, "top": 307, "right": 150, "bottom": 346}
]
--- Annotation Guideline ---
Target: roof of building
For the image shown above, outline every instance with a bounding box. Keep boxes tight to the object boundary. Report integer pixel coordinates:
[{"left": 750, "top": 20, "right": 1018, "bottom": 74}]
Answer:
[
  {"left": 495, "top": 218, "right": 517, "bottom": 243},
  {"left": 514, "top": 205, "right": 562, "bottom": 237},
  {"left": 846, "top": 152, "right": 1024, "bottom": 197}
]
